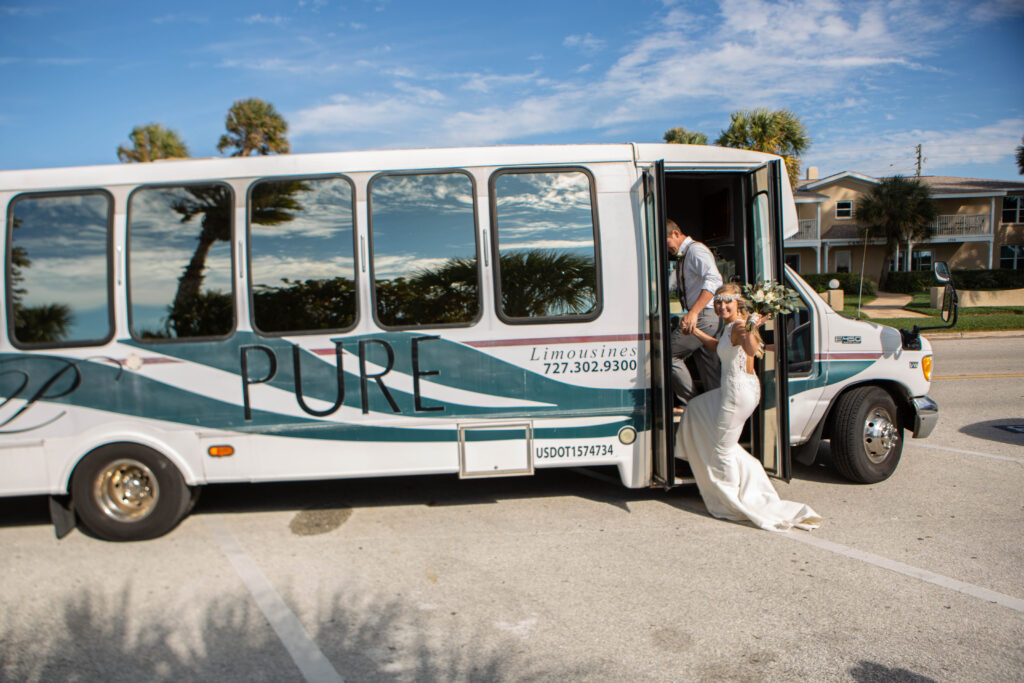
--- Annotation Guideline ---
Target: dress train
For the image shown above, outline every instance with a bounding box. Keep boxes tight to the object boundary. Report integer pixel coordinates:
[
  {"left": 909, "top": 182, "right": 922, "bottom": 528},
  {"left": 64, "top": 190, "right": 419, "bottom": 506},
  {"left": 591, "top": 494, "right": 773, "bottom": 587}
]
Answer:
[{"left": 675, "top": 322, "right": 821, "bottom": 532}]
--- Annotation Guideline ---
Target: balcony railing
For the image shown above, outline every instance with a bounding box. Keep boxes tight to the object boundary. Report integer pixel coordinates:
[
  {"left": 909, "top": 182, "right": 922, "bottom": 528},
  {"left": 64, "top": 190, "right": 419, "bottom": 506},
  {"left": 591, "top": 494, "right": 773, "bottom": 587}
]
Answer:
[
  {"left": 787, "top": 214, "right": 989, "bottom": 243},
  {"left": 794, "top": 219, "right": 818, "bottom": 240},
  {"left": 932, "top": 214, "right": 989, "bottom": 237}
]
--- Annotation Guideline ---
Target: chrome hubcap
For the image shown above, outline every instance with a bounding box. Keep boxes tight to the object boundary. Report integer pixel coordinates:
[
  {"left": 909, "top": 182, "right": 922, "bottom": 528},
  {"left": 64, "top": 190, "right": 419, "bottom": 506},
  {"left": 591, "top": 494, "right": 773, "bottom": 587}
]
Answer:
[
  {"left": 93, "top": 459, "right": 159, "bottom": 521},
  {"left": 863, "top": 408, "right": 898, "bottom": 464}
]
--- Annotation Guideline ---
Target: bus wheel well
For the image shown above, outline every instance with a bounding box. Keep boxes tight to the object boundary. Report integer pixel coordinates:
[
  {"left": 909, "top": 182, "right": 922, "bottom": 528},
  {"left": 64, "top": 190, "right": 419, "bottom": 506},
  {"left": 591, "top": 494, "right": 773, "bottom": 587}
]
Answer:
[
  {"left": 826, "top": 384, "right": 905, "bottom": 484},
  {"left": 822, "top": 381, "right": 912, "bottom": 441},
  {"left": 70, "top": 442, "right": 192, "bottom": 542}
]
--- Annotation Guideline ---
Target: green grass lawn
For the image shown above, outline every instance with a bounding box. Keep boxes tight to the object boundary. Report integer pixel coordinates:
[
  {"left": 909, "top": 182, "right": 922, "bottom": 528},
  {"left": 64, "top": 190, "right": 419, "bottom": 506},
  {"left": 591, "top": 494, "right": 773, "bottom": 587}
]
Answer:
[{"left": 835, "top": 291, "right": 1024, "bottom": 332}]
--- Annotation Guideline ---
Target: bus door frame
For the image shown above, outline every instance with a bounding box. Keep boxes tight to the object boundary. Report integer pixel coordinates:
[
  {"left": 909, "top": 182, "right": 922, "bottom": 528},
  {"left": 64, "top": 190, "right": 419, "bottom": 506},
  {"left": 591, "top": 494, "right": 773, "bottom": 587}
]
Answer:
[
  {"left": 742, "top": 160, "right": 792, "bottom": 480},
  {"left": 642, "top": 160, "right": 676, "bottom": 487}
]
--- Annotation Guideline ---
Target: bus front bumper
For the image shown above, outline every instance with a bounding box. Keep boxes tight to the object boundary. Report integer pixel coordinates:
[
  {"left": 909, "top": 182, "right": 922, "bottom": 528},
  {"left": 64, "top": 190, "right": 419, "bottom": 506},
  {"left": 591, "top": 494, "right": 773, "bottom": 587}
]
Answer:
[{"left": 911, "top": 396, "right": 939, "bottom": 439}]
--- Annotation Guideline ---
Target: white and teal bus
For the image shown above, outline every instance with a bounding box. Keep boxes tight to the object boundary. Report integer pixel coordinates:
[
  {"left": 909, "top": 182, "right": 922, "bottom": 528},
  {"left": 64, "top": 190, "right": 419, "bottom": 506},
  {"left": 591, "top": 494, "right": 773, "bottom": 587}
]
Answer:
[{"left": 0, "top": 144, "right": 949, "bottom": 540}]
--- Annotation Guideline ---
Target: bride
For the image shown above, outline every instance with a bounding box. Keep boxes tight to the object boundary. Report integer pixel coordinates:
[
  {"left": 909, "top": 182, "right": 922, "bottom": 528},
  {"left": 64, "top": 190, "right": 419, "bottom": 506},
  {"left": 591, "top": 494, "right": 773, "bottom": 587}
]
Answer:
[{"left": 675, "top": 283, "right": 821, "bottom": 532}]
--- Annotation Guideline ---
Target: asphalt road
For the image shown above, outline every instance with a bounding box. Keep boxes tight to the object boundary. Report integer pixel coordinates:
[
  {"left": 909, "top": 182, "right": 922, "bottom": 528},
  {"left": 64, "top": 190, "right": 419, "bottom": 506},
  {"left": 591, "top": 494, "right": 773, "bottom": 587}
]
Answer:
[{"left": 1, "top": 336, "right": 1022, "bottom": 682}]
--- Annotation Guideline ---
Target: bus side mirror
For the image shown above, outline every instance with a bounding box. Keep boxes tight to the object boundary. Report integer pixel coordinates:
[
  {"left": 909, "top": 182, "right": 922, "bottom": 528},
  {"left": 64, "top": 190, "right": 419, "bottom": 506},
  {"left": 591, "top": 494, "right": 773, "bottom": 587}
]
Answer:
[
  {"left": 940, "top": 285, "right": 956, "bottom": 323},
  {"left": 934, "top": 261, "right": 957, "bottom": 325},
  {"left": 905, "top": 260, "right": 958, "bottom": 340}
]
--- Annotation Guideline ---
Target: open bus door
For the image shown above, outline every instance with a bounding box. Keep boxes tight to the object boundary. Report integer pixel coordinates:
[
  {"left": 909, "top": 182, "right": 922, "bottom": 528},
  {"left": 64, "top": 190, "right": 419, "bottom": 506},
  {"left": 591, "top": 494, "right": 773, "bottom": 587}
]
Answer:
[
  {"left": 744, "top": 160, "right": 792, "bottom": 480},
  {"left": 642, "top": 160, "right": 676, "bottom": 487}
]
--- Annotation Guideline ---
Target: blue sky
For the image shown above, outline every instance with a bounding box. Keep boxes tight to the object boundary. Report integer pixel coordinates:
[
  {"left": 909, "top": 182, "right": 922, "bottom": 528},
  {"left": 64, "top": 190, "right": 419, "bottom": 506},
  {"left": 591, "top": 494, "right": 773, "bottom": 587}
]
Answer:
[{"left": 2, "top": 0, "right": 1022, "bottom": 180}]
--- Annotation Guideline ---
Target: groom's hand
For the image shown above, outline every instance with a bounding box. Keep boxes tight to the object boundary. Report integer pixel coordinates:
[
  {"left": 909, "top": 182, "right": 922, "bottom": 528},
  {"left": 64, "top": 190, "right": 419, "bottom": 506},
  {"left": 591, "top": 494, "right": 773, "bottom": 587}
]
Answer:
[{"left": 681, "top": 310, "right": 699, "bottom": 334}]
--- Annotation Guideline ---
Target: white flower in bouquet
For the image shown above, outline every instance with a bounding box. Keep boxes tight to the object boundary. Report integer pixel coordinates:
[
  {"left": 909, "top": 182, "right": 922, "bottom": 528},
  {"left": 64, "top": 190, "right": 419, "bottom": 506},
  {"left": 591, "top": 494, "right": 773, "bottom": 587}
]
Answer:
[{"left": 742, "top": 282, "right": 800, "bottom": 330}]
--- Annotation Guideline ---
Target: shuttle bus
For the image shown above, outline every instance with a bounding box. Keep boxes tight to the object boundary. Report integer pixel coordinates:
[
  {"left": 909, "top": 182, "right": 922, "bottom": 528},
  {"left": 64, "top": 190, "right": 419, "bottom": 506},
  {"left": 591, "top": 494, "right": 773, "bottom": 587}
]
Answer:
[{"left": 0, "top": 144, "right": 946, "bottom": 540}]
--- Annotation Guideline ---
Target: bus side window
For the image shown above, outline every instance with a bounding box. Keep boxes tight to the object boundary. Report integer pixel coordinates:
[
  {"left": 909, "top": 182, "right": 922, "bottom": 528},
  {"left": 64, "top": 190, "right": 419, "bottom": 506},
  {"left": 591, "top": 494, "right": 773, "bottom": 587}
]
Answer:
[
  {"left": 369, "top": 171, "right": 480, "bottom": 328},
  {"left": 128, "top": 183, "right": 235, "bottom": 340},
  {"left": 784, "top": 281, "right": 813, "bottom": 375},
  {"left": 490, "top": 168, "right": 601, "bottom": 322},
  {"left": 249, "top": 176, "right": 357, "bottom": 334},
  {"left": 7, "top": 191, "right": 113, "bottom": 347}
]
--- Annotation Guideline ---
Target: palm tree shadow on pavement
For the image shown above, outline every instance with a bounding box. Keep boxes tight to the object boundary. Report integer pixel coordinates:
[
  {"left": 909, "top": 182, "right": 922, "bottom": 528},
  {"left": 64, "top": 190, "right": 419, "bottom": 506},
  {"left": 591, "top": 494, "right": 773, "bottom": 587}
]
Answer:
[{"left": 0, "top": 584, "right": 588, "bottom": 682}]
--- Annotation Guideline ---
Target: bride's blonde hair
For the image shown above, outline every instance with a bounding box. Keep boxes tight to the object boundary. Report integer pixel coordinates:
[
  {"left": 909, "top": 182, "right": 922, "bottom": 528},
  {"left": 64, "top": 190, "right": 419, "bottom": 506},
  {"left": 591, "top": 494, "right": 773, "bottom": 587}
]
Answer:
[{"left": 715, "top": 283, "right": 764, "bottom": 358}]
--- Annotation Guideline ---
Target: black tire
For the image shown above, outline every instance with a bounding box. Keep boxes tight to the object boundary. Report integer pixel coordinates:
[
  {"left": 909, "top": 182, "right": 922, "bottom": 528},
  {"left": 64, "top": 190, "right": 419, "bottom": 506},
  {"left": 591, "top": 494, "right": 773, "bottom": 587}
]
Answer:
[
  {"left": 830, "top": 386, "right": 903, "bottom": 484},
  {"left": 71, "top": 443, "right": 190, "bottom": 541}
]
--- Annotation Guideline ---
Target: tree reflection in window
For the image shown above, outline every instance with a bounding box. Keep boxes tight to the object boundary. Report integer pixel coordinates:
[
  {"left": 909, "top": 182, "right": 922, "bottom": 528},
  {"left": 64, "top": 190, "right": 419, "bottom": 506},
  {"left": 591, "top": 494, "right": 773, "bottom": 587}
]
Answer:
[
  {"left": 249, "top": 176, "right": 357, "bottom": 334},
  {"left": 492, "top": 170, "right": 599, "bottom": 319},
  {"left": 8, "top": 192, "right": 112, "bottom": 345},
  {"left": 129, "top": 184, "right": 234, "bottom": 339},
  {"left": 370, "top": 172, "right": 479, "bottom": 327}
]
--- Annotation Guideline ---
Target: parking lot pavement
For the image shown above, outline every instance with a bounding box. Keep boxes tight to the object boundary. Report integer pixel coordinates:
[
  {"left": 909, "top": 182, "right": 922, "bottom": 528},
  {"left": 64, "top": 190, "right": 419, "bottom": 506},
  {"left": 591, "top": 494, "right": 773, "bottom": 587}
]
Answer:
[{"left": 1, "top": 338, "right": 1022, "bottom": 681}]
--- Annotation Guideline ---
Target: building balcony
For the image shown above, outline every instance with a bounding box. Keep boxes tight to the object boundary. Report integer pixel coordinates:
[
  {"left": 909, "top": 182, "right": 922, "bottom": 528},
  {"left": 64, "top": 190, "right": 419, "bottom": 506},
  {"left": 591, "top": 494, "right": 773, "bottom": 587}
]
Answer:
[
  {"left": 932, "top": 214, "right": 989, "bottom": 237},
  {"left": 794, "top": 219, "right": 818, "bottom": 240}
]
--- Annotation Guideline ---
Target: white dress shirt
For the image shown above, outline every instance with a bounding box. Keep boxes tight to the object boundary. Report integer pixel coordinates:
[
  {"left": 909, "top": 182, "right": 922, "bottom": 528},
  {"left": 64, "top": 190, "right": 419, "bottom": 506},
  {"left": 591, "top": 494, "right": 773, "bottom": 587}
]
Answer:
[{"left": 669, "top": 237, "right": 723, "bottom": 311}]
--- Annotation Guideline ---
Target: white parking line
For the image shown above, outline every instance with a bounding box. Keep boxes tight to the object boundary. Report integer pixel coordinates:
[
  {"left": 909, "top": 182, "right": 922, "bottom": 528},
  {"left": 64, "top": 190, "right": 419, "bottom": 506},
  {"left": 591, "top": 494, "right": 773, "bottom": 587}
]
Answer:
[
  {"left": 786, "top": 532, "right": 1024, "bottom": 614},
  {"left": 205, "top": 516, "right": 345, "bottom": 683},
  {"left": 907, "top": 442, "right": 1024, "bottom": 463}
]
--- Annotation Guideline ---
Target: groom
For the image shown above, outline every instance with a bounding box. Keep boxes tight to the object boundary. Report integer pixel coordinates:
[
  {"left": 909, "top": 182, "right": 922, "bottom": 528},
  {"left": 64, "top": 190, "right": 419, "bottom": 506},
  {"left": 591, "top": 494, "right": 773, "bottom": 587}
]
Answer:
[{"left": 666, "top": 219, "right": 723, "bottom": 406}]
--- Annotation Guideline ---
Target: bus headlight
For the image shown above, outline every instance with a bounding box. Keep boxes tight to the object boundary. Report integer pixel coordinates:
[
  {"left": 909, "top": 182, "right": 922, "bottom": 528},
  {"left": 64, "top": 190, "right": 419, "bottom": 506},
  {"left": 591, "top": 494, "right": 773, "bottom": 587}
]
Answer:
[{"left": 922, "top": 355, "right": 932, "bottom": 382}]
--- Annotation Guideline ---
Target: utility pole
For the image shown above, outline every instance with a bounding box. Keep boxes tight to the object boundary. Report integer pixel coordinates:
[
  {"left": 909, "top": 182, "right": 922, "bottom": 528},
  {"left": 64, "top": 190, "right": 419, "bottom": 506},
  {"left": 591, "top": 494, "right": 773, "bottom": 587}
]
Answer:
[{"left": 915, "top": 144, "right": 923, "bottom": 176}]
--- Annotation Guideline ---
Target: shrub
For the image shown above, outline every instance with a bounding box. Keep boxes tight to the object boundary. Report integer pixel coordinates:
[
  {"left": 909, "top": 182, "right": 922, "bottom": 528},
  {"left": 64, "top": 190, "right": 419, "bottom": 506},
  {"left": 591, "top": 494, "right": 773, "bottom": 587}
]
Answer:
[
  {"left": 950, "top": 269, "right": 1024, "bottom": 290},
  {"left": 882, "top": 271, "right": 935, "bottom": 294},
  {"left": 800, "top": 272, "right": 877, "bottom": 297}
]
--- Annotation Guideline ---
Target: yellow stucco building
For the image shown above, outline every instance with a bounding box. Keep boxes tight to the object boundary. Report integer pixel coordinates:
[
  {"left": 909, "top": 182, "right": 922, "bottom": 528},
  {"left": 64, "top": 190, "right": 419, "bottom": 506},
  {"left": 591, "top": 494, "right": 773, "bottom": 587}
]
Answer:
[{"left": 787, "top": 169, "right": 1024, "bottom": 282}]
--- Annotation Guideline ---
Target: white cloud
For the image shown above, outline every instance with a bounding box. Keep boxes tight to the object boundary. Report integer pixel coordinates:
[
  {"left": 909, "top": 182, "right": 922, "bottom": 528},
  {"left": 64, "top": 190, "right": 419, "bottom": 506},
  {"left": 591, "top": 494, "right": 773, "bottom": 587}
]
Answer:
[
  {"left": 285, "top": 0, "right": 1018, "bottom": 154},
  {"left": 501, "top": 239, "right": 593, "bottom": 250},
  {"left": 808, "top": 118, "right": 1024, "bottom": 177},
  {"left": 968, "top": 0, "right": 1024, "bottom": 22},
  {"left": 460, "top": 71, "right": 542, "bottom": 94},
  {"left": 563, "top": 33, "right": 606, "bottom": 53},
  {"left": 152, "top": 13, "right": 208, "bottom": 25},
  {"left": 290, "top": 93, "right": 435, "bottom": 135},
  {"left": 243, "top": 14, "right": 289, "bottom": 26},
  {"left": 218, "top": 57, "right": 342, "bottom": 75}
]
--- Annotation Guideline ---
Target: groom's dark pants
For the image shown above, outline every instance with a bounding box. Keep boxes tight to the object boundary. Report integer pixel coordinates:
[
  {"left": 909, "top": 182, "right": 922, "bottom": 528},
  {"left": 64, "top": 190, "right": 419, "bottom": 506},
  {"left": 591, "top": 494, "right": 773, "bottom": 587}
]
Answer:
[{"left": 670, "top": 307, "right": 722, "bottom": 406}]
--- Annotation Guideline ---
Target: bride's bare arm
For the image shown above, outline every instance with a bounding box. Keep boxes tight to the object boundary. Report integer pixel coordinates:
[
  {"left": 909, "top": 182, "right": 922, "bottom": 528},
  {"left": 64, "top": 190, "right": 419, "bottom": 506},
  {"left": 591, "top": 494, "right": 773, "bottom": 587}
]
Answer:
[
  {"left": 732, "top": 317, "right": 766, "bottom": 357},
  {"left": 689, "top": 325, "right": 719, "bottom": 352}
]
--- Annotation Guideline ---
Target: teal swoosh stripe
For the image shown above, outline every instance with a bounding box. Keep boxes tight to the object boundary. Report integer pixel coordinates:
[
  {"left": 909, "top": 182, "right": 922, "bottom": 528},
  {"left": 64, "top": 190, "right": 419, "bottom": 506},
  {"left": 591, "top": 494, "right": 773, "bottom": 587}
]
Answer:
[
  {"left": 0, "top": 353, "right": 321, "bottom": 431},
  {"left": 789, "top": 360, "right": 874, "bottom": 395},
  {"left": 123, "top": 331, "right": 642, "bottom": 417},
  {"left": 0, "top": 352, "right": 642, "bottom": 440}
]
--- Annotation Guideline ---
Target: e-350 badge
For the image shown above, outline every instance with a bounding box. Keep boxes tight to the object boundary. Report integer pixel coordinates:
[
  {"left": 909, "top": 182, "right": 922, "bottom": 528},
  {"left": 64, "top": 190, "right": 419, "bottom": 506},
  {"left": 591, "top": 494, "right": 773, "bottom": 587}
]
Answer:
[{"left": 834, "top": 335, "right": 861, "bottom": 344}]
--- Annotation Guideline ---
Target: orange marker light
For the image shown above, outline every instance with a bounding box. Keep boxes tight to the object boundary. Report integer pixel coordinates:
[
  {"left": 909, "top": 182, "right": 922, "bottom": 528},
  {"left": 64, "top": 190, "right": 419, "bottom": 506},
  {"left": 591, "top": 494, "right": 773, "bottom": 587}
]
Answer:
[
  {"left": 922, "top": 355, "right": 932, "bottom": 382},
  {"left": 208, "top": 445, "right": 234, "bottom": 457}
]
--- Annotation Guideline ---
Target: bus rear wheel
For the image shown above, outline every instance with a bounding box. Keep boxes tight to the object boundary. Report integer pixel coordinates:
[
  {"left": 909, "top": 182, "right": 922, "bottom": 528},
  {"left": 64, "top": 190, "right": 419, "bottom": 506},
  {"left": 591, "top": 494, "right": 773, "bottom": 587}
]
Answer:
[
  {"left": 71, "top": 443, "right": 190, "bottom": 541},
  {"left": 830, "top": 386, "right": 903, "bottom": 484}
]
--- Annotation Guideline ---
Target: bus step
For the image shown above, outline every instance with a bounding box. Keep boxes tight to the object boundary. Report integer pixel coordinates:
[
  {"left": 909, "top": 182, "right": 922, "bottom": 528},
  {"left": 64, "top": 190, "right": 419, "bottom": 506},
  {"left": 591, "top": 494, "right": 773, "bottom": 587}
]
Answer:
[{"left": 674, "top": 475, "right": 696, "bottom": 485}]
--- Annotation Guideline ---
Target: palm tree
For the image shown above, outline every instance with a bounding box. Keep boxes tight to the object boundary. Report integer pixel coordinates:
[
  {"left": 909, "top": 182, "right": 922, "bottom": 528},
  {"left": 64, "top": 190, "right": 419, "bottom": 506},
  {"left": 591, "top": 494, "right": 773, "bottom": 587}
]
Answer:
[
  {"left": 217, "top": 98, "right": 290, "bottom": 156},
  {"left": 8, "top": 216, "right": 74, "bottom": 343},
  {"left": 117, "top": 124, "right": 189, "bottom": 163},
  {"left": 167, "top": 174, "right": 308, "bottom": 337},
  {"left": 663, "top": 127, "right": 708, "bottom": 145},
  {"left": 1016, "top": 135, "right": 1023, "bottom": 175},
  {"left": 854, "top": 176, "right": 937, "bottom": 290},
  {"left": 715, "top": 108, "right": 809, "bottom": 187},
  {"left": 14, "top": 303, "right": 74, "bottom": 343},
  {"left": 498, "top": 250, "right": 597, "bottom": 318}
]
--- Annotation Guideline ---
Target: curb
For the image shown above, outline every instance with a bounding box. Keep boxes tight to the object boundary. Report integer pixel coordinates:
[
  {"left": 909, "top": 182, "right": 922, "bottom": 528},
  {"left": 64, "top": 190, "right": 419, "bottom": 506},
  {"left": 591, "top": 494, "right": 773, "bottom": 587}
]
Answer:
[{"left": 923, "top": 329, "right": 1024, "bottom": 340}]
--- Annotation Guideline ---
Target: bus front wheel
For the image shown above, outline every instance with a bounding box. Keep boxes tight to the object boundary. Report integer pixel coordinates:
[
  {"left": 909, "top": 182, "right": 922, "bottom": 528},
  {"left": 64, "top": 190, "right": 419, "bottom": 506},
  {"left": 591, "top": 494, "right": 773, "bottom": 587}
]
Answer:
[
  {"left": 71, "top": 443, "right": 191, "bottom": 541},
  {"left": 830, "top": 386, "right": 903, "bottom": 484}
]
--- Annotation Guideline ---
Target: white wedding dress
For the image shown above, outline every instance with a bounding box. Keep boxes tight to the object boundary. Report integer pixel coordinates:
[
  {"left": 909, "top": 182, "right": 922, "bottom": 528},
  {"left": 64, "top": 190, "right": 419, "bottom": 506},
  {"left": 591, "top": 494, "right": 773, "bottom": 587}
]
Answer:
[{"left": 675, "top": 321, "right": 821, "bottom": 532}]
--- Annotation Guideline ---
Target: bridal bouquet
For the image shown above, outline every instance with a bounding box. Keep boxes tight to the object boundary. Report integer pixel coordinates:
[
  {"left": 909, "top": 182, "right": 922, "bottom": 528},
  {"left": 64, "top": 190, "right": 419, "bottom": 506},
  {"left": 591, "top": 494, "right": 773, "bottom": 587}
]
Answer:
[{"left": 741, "top": 281, "right": 801, "bottom": 331}]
